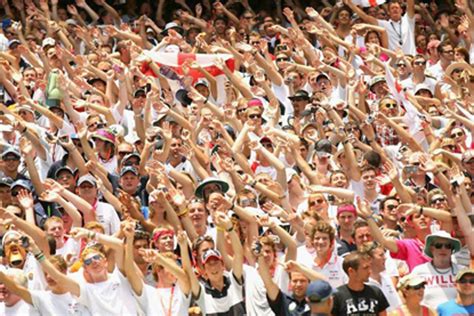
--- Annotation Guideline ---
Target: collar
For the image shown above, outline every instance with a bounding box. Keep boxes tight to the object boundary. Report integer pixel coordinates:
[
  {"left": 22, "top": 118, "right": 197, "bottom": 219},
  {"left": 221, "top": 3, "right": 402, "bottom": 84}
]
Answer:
[{"left": 203, "top": 275, "right": 231, "bottom": 298}]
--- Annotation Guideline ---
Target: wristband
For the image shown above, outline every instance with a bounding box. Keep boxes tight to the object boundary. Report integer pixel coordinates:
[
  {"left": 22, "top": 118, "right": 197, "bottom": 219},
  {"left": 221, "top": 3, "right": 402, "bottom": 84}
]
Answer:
[
  {"left": 36, "top": 254, "right": 46, "bottom": 262},
  {"left": 177, "top": 208, "right": 188, "bottom": 217},
  {"left": 33, "top": 251, "right": 44, "bottom": 259},
  {"left": 419, "top": 206, "right": 424, "bottom": 216},
  {"left": 226, "top": 226, "right": 234, "bottom": 232},
  {"left": 216, "top": 226, "right": 225, "bottom": 232}
]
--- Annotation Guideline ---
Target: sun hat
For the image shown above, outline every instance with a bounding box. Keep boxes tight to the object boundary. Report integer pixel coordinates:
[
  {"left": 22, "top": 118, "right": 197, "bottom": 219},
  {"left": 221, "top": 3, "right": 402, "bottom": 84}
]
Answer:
[
  {"left": 195, "top": 177, "right": 229, "bottom": 199},
  {"left": 424, "top": 230, "right": 461, "bottom": 258}
]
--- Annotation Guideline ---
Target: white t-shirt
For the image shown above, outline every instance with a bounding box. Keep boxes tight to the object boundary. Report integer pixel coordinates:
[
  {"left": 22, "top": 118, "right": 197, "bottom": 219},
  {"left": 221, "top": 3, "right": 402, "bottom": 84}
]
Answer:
[
  {"left": 95, "top": 202, "right": 121, "bottom": 235},
  {"left": 134, "top": 283, "right": 190, "bottom": 316},
  {"left": 378, "top": 14, "right": 416, "bottom": 55},
  {"left": 243, "top": 265, "right": 275, "bottom": 316},
  {"left": 77, "top": 268, "right": 138, "bottom": 316},
  {"left": 56, "top": 237, "right": 81, "bottom": 262},
  {"left": 367, "top": 272, "right": 402, "bottom": 312},
  {"left": 3, "top": 300, "right": 39, "bottom": 316},
  {"left": 30, "top": 290, "right": 91, "bottom": 316},
  {"left": 411, "top": 262, "right": 459, "bottom": 309},
  {"left": 23, "top": 254, "right": 47, "bottom": 291}
]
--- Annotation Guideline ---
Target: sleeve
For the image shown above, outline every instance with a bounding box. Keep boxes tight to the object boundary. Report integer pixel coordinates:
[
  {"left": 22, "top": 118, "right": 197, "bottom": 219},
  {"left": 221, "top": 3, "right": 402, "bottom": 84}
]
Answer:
[
  {"left": 133, "top": 283, "right": 152, "bottom": 310},
  {"left": 330, "top": 291, "right": 342, "bottom": 315},
  {"left": 390, "top": 239, "right": 409, "bottom": 260},
  {"left": 377, "top": 19, "right": 390, "bottom": 28},
  {"left": 267, "top": 289, "right": 286, "bottom": 316},
  {"left": 109, "top": 205, "right": 121, "bottom": 235},
  {"left": 77, "top": 280, "right": 90, "bottom": 307},
  {"left": 29, "top": 290, "right": 45, "bottom": 310},
  {"left": 374, "top": 287, "right": 390, "bottom": 313},
  {"left": 194, "top": 283, "right": 206, "bottom": 315}
]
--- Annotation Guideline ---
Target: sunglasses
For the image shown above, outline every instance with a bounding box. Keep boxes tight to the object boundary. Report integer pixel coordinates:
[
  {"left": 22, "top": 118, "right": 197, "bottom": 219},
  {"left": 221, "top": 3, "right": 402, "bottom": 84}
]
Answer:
[
  {"left": 119, "top": 151, "right": 132, "bottom": 156},
  {"left": 458, "top": 278, "right": 474, "bottom": 284},
  {"left": 276, "top": 58, "right": 288, "bottom": 62},
  {"left": 88, "top": 122, "right": 104, "bottom": 129},
  {"left": 248, "top": 114, "right": 262, "bottom": 120},
  {"left": 451, "top": 132, "right": 464, "bottom": 138},
  {"left": 397, "top": 63, "right": 407, "bottom": 68},
  {"left": 261, "top": 142, "right": 273, "bottom": 149},
  {"left": 407, "top": 283, "right": 425, "bottom": 290},
  {"left": 382, "top": 102, "right": 397, "bottom": 109},
  {"left": 309, "top": 199, "right": 324, "bottom": 206},
  {"left": 431, "top": 197, "right": 446, "bottom": 204},
  {"left": 83, "top": 254, "right": 103, "bottom": 266},
  {"left": 3, "top": 156, "right": 20, "bottom": 162},
  {"left": 433, "top": 242, "right": 453, "bottom": 250},
  {"left": 386, "top": 204, "right": 398, "bottom": 211},
  {"left": 443, "top": 50, "right": 454, "bottom": 54},
  {"left": 414, "top": 61, "right": 426, "bottom": 66},
  {"left": 237, "top": 108, "right": 246, "bottom": 113}
]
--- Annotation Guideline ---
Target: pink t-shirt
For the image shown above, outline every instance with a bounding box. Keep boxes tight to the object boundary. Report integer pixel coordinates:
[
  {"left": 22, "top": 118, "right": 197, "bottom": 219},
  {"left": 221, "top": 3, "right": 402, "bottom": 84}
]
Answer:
[{"left": 390, "top": 239, "right": 431, "bottom": 271}]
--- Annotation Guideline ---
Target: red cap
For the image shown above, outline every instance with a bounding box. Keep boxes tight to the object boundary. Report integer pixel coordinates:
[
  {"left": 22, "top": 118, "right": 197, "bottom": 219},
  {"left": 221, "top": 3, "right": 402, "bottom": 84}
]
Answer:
[
  {"left": 337, "top": 204, "right": 357, "bottom": 217},
  {"left": 247, "top": 98, "right": 263, "bottom": 108}
]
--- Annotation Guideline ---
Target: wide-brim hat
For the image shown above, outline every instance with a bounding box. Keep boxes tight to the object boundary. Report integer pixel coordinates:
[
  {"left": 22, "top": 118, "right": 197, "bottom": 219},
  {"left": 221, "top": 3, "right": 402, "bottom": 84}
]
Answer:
[
  {"left": 195, "top": 177, "right": 229, "bottom": 199},
  {"left": 424, "top": 230, "right": 461, "bottom": 258}
]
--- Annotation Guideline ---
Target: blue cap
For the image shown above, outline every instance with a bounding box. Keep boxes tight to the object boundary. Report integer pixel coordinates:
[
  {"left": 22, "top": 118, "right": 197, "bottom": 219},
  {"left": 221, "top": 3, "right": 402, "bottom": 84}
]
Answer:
[
  {"left": 120, "top": 166, "right": 139, "bottom": 177},
  {"left": 306, "top": 280, "right": 334, "bottom": 303},
  {"left": 11, "top": 179, "right": 33, "bottom": 192},
  {"left": 2, "top": 19, "right": 12, "bottom": 30}
]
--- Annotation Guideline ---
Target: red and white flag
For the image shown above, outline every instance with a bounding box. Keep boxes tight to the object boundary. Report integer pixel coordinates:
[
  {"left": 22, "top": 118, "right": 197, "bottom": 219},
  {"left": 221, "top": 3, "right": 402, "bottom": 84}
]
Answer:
[
  {"left": 352, "top": 0, "right": 385, "bottom": 7},
  {"left": 140, "top": 51, "right": 235, "bottom": 82}
]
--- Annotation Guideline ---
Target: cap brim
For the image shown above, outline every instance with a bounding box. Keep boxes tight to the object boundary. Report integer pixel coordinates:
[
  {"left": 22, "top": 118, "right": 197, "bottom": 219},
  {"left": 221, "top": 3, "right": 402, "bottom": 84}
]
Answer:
[{"left": 195, "top": 179, "right": 229, "bottom": 198}]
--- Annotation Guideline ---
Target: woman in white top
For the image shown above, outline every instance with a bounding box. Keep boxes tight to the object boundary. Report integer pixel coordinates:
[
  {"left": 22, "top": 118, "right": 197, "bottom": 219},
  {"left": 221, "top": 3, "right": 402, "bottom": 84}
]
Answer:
[{"left": 124, "top": 222, "right": 192, "bottom": 316}]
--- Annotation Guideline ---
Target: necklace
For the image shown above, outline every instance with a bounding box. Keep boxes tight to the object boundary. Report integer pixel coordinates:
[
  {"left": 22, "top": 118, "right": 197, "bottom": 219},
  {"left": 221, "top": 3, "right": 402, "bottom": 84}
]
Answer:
[
  {"left": 390, "top": 20, "right": 403, "bottom": 46},
  {"left": 430, "top": 262, "right": 453, "bottom": 274},
  {"left": 158, "top": 286, "right": 175, "bottom": 316}
]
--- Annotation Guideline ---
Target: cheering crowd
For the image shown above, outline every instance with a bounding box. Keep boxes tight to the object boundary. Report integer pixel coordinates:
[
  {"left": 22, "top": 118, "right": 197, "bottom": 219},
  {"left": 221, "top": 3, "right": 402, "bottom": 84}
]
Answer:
[{"left": 0, "top": 0, "right": 473, "bottom": 315}]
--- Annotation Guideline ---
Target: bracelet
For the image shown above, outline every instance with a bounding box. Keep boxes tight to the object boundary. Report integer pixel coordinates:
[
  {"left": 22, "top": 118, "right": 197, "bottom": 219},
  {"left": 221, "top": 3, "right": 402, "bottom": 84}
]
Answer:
[
  {"left": 177, "top": 208, "right": 188, "bottom": 217},
  {"left": 33, "top": 251, "right": 44, "bottom": 260},
  {"left": 367, "top": 139, "right": 374, "bottom": 143},
  {"left": 36, "top": 253, "right": 46, "bottom": 262},
  {"left": 342, "top": 138, "right": 350, "bottom": 145},
  {"left": 216, "top": 226, "right": 225, "bottom": 232},
  {"left": 226, "top": 226, "right": 234, "bottom": 232},
  {"left": 419, "top": 206, "right": 424, "bottom": 216},
  {"left": 91, "top": 232, "right": 97, "bottom": 240},
  {"left": 250, "top": 180, "right": 257, "bottom": 188}
]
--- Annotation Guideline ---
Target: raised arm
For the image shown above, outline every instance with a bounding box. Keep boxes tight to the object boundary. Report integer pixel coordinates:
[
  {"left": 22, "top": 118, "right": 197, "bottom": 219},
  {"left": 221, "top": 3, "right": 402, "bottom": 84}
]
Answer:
[
  {"left": 343, "top": 0, "right": 378, "bottom": 25},
  {"left": 215, "top": 212, "right": 244, "bottom": 282},
  {"left": 177, "top": 230, "right": 201, "bottom": 297}
]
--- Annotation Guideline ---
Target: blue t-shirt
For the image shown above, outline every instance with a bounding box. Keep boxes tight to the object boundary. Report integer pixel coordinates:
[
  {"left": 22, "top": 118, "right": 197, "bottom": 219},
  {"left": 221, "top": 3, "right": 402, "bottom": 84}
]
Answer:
[{"left": 437, "top": 299, "right": 474, "bottom": 316}]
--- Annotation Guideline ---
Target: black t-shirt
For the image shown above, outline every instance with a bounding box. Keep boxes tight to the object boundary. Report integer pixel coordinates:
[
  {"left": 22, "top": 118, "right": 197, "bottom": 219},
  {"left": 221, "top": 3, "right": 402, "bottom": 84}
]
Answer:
[
  {"left": 268, "top": 289, "right": 310, "bottom": 316},
  {"left": 331, "top": 284, "right": 389, "bottom": 316}
]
